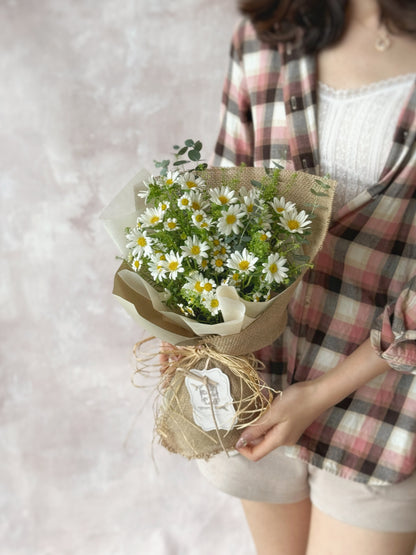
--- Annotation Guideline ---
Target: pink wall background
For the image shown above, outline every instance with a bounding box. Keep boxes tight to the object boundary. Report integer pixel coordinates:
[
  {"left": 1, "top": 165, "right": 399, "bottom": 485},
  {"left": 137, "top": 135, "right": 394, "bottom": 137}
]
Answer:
[{"left": 1, "top": 1, "right": 256, "bottom": 553}]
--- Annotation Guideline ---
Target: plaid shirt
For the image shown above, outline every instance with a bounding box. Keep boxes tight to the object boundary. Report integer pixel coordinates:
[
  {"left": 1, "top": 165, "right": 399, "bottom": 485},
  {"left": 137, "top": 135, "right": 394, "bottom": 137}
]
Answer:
[{"left": 213, "top": 19, "right": 416, "bottom": 484}]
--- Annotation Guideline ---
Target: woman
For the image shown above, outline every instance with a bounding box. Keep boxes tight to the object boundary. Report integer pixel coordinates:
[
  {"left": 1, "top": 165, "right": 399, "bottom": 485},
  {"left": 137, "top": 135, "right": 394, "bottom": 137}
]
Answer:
[{"left": 196, "top": 1, "right": 416, "bottom": 553}]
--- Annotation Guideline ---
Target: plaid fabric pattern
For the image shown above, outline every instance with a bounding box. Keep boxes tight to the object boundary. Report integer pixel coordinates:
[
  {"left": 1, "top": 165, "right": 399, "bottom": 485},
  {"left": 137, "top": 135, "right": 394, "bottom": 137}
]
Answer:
[{"left": 213, "top": 19, "right": 416, "bottom": 484}]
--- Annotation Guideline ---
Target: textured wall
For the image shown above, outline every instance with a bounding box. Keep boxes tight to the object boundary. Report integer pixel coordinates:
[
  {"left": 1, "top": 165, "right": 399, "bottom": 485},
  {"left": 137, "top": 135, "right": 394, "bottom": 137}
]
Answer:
[{"left": 1, "top": 1, "right": 256, "bottom": 553}]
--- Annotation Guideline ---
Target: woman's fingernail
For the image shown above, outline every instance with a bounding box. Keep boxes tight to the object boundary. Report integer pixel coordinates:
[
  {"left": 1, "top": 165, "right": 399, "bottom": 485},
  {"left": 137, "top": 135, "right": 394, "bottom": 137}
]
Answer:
[{"left": 236, "top": 437, "right": 248, "bottom": 450}]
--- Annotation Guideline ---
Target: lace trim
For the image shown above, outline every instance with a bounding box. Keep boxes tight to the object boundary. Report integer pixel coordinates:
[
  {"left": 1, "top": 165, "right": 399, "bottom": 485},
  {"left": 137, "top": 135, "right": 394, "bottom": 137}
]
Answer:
[{"left": 319, "top": 73, "right": 416, "bottom": 99}]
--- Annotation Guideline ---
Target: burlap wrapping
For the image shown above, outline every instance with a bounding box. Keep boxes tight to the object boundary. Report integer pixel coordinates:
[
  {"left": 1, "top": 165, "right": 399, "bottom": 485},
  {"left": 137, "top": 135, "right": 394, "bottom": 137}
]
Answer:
[{"left": 112, "top": 167, "right": 336, "bottom": 459}]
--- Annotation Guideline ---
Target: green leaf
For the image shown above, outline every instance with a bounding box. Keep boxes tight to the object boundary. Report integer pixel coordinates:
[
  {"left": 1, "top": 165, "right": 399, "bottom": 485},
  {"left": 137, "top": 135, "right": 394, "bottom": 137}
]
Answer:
[
  {"left": 251, "top": 180, "right": 263, "bottom": 188},
  {"left": 272, "top": 161, "right": 285, "bottom": 169},
  {"left": 310, "top": 189, "right": 329, "bottom": 197},
  {"left": 188, "top": 149, "right": 201, "bottom": 161},
  {"left": 184, "top": 139, "right": 194, "bottom": 147},
  {"left": 314, "top": 179, "right": 330, "bottom": 189},
  {"left": 162, "top": 159, "right": 170, "bottom": 167},
  {"left": 173, "top": 145, "right": 180, "bottom": 150},
  {"left": 177, "top": 146, "right": 188, "bottom": 155},
  {"left": 173, "top": 160, "right": 188, "bottom": 166},
  {"left": 194, "top": 141, "right": 203, "bottom": 151}
]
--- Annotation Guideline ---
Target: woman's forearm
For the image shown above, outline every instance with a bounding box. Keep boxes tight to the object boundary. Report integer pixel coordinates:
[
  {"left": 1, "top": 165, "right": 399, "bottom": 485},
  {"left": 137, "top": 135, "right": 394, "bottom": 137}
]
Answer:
[{"left": 307, "top": 337, "right": 390, "bottom": 414}]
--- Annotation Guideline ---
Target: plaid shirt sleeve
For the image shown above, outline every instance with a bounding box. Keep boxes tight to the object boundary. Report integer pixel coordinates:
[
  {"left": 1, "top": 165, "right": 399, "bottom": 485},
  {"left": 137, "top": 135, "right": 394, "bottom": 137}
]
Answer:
[
  {"left": 212, "top": 21, "right": 254, "bottom": 167},
  {"left": 371, "top": 276, "right": 416, "bottom": 373}
]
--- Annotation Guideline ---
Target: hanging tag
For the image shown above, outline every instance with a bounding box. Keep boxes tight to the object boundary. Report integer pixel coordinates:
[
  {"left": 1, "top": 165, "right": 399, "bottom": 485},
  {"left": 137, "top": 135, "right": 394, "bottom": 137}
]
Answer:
[{"left": 184, "top": 367, "right": 237, "bottom": 432}]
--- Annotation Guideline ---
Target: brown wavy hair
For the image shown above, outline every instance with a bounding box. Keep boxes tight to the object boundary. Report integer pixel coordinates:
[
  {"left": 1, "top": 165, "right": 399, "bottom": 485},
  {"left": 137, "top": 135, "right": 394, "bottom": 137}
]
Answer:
[{"left": 238, "top": 0, "right": 416, "bottom": 53}]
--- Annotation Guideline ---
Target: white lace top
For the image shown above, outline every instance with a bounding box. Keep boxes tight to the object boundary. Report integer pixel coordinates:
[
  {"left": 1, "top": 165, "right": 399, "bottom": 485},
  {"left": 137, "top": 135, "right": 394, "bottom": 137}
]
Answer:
[{"left": 317, "top": 74, "right": 415, "bottom": 215}]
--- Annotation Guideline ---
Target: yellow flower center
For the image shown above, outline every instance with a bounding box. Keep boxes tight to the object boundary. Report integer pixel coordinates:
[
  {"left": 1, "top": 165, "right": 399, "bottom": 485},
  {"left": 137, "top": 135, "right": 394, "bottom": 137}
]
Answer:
[
  {"left": 181, "top": 199, "right": 189, "bottom": 206},
  {"left": 220, "top": 246, "right": 227, "bottom": 255},
  {"left": 269, "top": 263, "right": 277, "bottom": 273},
  {"left": 226, "top": 214, "right": 237, "bottom": 225},
  {"left": 150, "top": 216, "right": 160, "bottom": 224},
  {"left": 287, "top": 220, "right": 300, "bottom": 230},
  {"left": 133, "top": 260, "right": 140, "bottom": 269},
  {"left": 191, "top": 201, "right": 201, "bottom": 210},
  {"left": 186, "top": 181, "right": 197, "bottom": 189},
  {"left": 195, "top": 214, "right": 203, "bottom": 222},
  {"left": 201, "top": 259, "right": 208, "bottom": 268},
  {"left": 246, "top": 204, "right": 254, "bottom": 212},
  {"left": 168, "top": 261, "right": 179, "bottom": 271},
  {"left": 213, "top": 239, "right": 220, "bottom": 246},
  {"left": 166, "top": 179, "right": 173, "bottom": 185},
  {"left": 276, "top": 207, "right": 284, "bottom": 212},
  {"left": 204, "top": 283, "right": 213, "bottom": 292},
  {"left": 159, "top": 254, "right": 166, "bottom": 261},
  {"left": 215, "top": 259, "right": 224, "bottom": 268},
  {"left": 218, "top": 195, "right": 228, "bottom": 204},
  {"left": 167, "top": 221, "right": 176, "bottom": 229},
  {"left": 238, "top": 260, "right": 250, "bottom": 271},
  {"left": 161, "top": 203, "right": 168, "bottom": 210},
  {"left": 137, "top": 237, "right": 147, "bottom": 247},
  {"left": 232, "top": 272, "right": 239, "bottom": 281},
  {"left": 210, "top": 299, "right": 219, "bottom": 308},
  {"left": 191, "top": 245, "right": 201, "bottom": 255},
  {"left": 260, "top": 234, "right": 267, "bottom": 241},
  {"left": 195, "top": 281, "right": 204, "bottom": 293}
]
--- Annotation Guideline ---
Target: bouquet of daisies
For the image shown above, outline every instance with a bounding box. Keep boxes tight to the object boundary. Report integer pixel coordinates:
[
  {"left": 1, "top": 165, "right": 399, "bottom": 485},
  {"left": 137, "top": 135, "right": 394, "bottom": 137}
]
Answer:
[{"left": 102, "top": 140, "right": 335, "bottom": 459}]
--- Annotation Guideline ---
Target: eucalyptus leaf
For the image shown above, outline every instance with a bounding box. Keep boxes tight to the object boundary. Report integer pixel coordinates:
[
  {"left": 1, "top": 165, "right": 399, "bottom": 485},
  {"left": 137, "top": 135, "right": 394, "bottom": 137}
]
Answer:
[
  {"left": 185, "top": 139, "right": 194, "bottom": 147},
  {"left": 188, "top": 149, "right": 201, "bottom": 161}
]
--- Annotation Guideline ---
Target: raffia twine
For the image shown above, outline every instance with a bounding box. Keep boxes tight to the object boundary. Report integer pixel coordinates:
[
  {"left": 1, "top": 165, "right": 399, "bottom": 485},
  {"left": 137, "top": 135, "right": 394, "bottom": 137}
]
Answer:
[{"left": 133, "top": 338, "right": 279, "bottom": 460}]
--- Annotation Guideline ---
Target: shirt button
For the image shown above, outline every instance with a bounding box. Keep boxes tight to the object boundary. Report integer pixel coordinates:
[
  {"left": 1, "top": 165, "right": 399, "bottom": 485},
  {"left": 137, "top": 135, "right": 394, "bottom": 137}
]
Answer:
[{"left": 290, "top": 96, "right": 297, "bottom": 111}]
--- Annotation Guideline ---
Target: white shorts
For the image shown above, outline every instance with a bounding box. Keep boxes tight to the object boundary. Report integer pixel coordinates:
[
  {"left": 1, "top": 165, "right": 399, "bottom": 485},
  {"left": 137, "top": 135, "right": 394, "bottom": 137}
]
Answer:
[{"left": 196, "top": 447, "right": 416, "bottom": 533}]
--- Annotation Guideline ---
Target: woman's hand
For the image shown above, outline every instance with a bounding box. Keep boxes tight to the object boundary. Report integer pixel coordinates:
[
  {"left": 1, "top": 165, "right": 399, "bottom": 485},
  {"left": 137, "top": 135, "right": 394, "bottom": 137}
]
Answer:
[{"left": 235, "top": 380, "right": 325, "bottom": 461}]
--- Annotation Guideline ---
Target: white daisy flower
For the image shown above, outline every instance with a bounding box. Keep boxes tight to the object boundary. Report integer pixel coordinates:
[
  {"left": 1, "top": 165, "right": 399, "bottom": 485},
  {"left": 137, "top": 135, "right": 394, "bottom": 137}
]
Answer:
[
  {"left": 184, "top": 272, "right": 205, "bottom": 294},
  {"left": 164, "top": 171, "right": 179, "bottom": 187},
  {"left": 201, "top": 278, "right": 216, "bottom": 293},
  {"left": 148, "top": 258, "right": 167, "bottom": 281},
  {"left": 227, "top": 248, "right": 259, "bottom": 274},
  {"left": 192, "top": 210, "right": 212, "bottom": 229},
  {"left": 178, "top": 303, "right": 195, "bottom": 317},
  {"left": 164, "top": 218, "right": 178, "bottom": 231},
  {"left": 258, "top": 230, "right": 272, "bottom": 242},
  {"left": 262, "top": 253, "right": 289, "bottom": 284},
  {"left": 178, "top": 171, "right": 205, "bottom": 191},
  {"left": 217, "top": 205, "right": 245, "bottom": 236},
  {"left": 188, "top": 190, "right": 209, "bottom": 212},
  {"left": 178, "top": 193, "right": 191, "bottom": 210},
  {"left": 270, "top": 196, "right": 296, "bottom": 214},
  {"left": 131, "top": 257, "right": 142, "bottom": 272},
  {"left": 201, "top": 293, "right": 221, "bottom": 316},
  {"left": 241, "top": 189, "right": 260, "bottom": 214},
  {"left": 212, "top": 244, "right": 230, "bottom": 258},
  {"left": 211, "top": 256, "right": 226, "bottom": 273},
  {"left": 164, "top": 251, "right": 185, "bottom": 280},
  {"left": 280, "top": 208, "right": 312, "bottom": 234},
  {"left": 137, "top": 175, "right": 155, "bottom": 199},
  {"left": 126, "top": 228, "right": 154, "bottom": 257},
  {"left": 138, "top": 206, "right": 164, "bottom": 227},
  {"left": 181, "top": 235, "right": 210, "bottom": 262},
  {"left": 209, "top": 185, "right": 237, "bottom": 206},
  {"left": 158, "top": 200, "right": 170, "bottom": 212}
]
